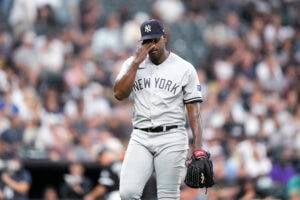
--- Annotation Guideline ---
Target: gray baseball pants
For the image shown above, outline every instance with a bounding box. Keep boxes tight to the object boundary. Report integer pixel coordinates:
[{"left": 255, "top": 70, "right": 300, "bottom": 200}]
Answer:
[{"left": 119, "top": 126, "right": 189, "bottom": 200}]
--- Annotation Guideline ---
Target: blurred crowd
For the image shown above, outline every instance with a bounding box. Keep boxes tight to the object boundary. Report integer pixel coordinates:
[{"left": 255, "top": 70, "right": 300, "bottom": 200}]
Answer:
[{"left": 0, "top": 0, "right": 300, "bottom": 199}]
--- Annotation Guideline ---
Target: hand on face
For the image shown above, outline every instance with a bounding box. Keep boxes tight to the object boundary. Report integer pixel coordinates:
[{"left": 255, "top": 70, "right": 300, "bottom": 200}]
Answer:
[{"left": 133, "top": 42, "right": 155, "bottom": 65}]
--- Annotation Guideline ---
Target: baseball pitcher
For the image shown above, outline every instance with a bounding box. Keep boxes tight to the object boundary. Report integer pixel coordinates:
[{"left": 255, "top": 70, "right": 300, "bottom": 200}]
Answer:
[{"left": 114, "top": 19, "right": 214, "bottom": 200}]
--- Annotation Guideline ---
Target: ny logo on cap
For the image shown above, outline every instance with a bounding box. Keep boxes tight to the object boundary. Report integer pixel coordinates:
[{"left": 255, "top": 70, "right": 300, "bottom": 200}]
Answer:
[{"left": 145, "top": 25, "right": 151, "bottom": 33}]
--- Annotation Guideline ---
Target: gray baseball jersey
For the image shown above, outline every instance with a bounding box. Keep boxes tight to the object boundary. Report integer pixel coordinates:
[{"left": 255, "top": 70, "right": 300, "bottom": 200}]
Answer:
[
  {"left": 118, "top": 52, "right": 203, "bottom": 199},
  {"left": 117, "top": 52, "right": 203, "bottom": 128}
]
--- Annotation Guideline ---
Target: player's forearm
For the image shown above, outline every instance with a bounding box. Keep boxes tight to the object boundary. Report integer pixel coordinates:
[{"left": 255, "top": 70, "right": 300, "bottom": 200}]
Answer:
[
  {"left": 186, "top": 102, "right": 203, "bottom": 150},
  {"left": 113, "top": 62, "right": 139, "bottom": 100}
]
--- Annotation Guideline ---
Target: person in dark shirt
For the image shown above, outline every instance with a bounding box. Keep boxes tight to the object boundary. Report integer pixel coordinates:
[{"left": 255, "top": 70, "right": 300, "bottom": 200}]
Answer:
[
  {"left": 0, "top": 159, "right": 31, "bottom": 200},
  {"left": 60, "top": 162, "right": 92, "bottom": 199},
  {"left": 84, "top": 148, "right": 121, "bottom": 200}
]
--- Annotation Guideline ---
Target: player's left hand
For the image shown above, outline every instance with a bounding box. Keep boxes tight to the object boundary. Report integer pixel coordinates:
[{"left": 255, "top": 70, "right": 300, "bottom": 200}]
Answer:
[{"left": 184, "top": 149, "right": 214, "bottom": 188}]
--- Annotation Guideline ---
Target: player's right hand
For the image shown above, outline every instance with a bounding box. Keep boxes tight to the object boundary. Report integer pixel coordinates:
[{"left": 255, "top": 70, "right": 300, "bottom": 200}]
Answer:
[{"left": 132, "top": 43, "right": 155, "bottom": 65}]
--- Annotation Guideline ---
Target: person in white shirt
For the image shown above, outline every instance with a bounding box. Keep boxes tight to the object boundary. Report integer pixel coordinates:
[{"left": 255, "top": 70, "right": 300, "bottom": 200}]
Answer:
[{"left": 114, "top": 19, "right": 208, "bottom": 199}]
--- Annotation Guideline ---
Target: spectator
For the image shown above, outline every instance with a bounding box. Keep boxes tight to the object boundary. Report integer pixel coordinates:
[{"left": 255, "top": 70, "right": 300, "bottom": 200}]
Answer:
[
  {"left": 79, "top": 0, "right": 102, "bottom": 32},
  {"left": 236, "top": 178, "right": 256, "bottom": 200},
  {"left": 8, "top": 0, "right": 37, "bottom": 37},
  {"left": 60, "top": 162, "right": 92, "bottom": 199},
  {"left": 13, "top": 31, "right": 39, "bottom": 85},
  {"left": 84, "top": 148, "right": 121, "bottom": 200},
  {"left": 34, "top": 32, "right": 65, "bottom": 72},
  {"left": 287, "top": 175, "right": 300, "bottom": 200},
  {"left": 43, "top": 186, "right": 58, "bottom": 200},
  {"left": 122, "top": 12, "right": 149, "bottom": 50},
  {"left": 152, "top": 0, "right": 185, "bottom": 23},
  {"left": 91, "top": 13, "right": 123, "bottom": 57},
  {"left": 269, "top": 148, "right": 297, "bottom": 186},
  {"left": 256, "top": 53, "right": 285, "bottom": 92},
  {"left": 0, "top": 159, "right": 31, "bottom": 200},
  {"left": 34, "top": 4, "right": 59, "bottom": 35},
  {"left": 237, "top": 138, "right": 272, "bottom": 178}
]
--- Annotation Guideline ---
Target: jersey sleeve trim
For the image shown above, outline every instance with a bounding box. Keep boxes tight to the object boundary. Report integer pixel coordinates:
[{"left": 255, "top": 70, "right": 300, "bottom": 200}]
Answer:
[{"left": 184, "top": 97, "right": 203, "bottom": 104}]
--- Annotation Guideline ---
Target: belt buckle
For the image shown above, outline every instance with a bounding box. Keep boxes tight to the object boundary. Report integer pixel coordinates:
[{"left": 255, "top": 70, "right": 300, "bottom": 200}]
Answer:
[{"left": 163, "top": 126, "right": 167, "bottom": 132}]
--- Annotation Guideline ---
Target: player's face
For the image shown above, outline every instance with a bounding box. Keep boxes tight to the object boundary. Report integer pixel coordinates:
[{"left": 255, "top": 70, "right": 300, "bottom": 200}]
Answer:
[{"left": 142, "top": 36, "right": 166, "bottom": 60}]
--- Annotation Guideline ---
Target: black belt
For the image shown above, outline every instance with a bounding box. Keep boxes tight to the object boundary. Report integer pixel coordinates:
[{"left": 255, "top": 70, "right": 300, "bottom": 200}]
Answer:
[{"left": 134, "top": 125, "right": 179, "bottom": 132}]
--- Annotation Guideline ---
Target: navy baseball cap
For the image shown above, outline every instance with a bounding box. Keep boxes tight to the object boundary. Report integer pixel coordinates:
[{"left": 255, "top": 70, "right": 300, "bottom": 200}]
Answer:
[{"left": 140, "top": 19, "right": 165, "bottom": 41}]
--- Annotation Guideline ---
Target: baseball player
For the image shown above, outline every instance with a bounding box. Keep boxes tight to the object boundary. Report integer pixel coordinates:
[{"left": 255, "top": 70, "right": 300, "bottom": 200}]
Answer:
[{"left": 114, "top": 19, "right": 207, "bottom": 199}]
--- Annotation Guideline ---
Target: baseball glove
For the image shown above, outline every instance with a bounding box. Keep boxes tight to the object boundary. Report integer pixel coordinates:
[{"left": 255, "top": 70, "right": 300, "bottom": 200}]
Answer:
[{"left": 184, "top": 149, "right": 214, "bottom": 188}]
